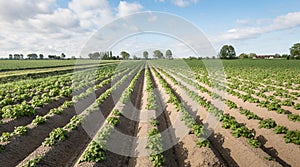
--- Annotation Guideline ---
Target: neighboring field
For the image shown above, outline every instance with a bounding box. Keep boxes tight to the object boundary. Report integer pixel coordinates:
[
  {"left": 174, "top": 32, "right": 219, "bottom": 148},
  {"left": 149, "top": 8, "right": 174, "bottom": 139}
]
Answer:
[
  {"left": 0, "top": 60, "right": 114, "bottom": 71},
  {"left": 0, "top": 59, "right": 299, "bottom": 167}
]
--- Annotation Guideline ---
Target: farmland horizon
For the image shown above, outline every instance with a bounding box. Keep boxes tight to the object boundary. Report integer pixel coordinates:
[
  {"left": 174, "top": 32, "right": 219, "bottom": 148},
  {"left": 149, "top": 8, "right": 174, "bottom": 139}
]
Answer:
[
  {"left": 1, "top": 1, "right": 300, "bottom": 58},
  {"left": 0, "top": 1, "right": 299, "bottom": 167}
]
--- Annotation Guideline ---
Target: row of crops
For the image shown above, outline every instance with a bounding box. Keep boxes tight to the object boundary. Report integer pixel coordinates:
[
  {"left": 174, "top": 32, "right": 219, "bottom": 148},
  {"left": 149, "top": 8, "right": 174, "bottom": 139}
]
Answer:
[{"left": 0, "top": 59, "right": 299, "bottom": 167}]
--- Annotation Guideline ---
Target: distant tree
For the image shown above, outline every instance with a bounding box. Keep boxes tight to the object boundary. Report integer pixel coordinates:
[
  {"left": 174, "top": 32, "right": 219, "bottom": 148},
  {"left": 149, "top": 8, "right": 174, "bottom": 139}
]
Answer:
[
  {"left": 120, "top": 51, "right": 130, "bottom": 60},
  {"left": 153, "top": 50, "right": 164, "bottom": 59},
  {"left": 61, "top": 53, "right": 66, "bottom": 59},
  {"left": 13, "top": 54, "right": 21, "bottom": 59},
  {"left": 219, "top": 45, "right": 236, "bottom": 59},
  {"left": 239, "top": 53, "right": 248, "bottom": 59},
  {"left": 88, "top": 52, "right": 101, "bottom": 59},
  {"left": 248, "top": 53, "right": 257, "bottom": 59},
  {"left": 109, "top": 51, "right": 112, "bottom": 57},
  {"left": 27, "top": 53, "right": 38, "bottom": 59},
  {"left": 188, "top": 56, "right": 197, "bottom": 60},
  {"left": 143, "top": 51, "right": 149, "bottom": 60},
  {"left": 20, "top": 54, "right": 24, "bottom": 59},
  {"left": 165, "top": 49, "right": 173, "bottom": 59},
  {"left": 290, "top": 43, "right": 300, "bottom": 59},
  {"left": 9, "top": 54, "right": 13, "bottom": 59},
  {"left": 274, "top": 53, "right": 281, "bottom": 58},
  {"left": 281, "top": 54, "right": 289, "bottom": 58},
  {"left": 102, "top": 52, "right": 109, "bottom": 60},
  {"left": 39, "top": 54, "right": 44, "bottom": 59},
  {"left": 133, "top": 55, "right": 138, "bottom": 60},
  {"left": 48, "top": 55, "right": 58, "bottom": 59}
]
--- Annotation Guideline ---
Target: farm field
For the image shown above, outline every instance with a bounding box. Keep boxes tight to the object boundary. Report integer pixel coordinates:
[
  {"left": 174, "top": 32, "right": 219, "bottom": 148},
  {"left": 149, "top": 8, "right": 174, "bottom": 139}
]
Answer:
[
  {"left": 0, "top": 59, "right": 299, "bottom": 167},
  {"left": 0, "top": 60, "right": 111, "bottom": 71}
]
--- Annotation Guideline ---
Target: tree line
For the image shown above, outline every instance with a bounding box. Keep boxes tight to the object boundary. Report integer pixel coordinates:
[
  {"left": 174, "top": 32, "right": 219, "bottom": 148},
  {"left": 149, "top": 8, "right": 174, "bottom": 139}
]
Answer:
[
  {"left": 219, "top": 43, "right": 300, "bottom": 60},
  {"left": 8, "top": 53, "right": 67, "bottom": 60},
  {"left": 87, "top": 49, "right": 173, "bottom": 60}
]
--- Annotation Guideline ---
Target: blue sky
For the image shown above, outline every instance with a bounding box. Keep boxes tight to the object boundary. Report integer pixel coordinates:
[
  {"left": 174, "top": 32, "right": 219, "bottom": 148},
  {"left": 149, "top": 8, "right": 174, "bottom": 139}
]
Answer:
[{"left": 0, "top": 0, "right": 299, "bottom": 58}]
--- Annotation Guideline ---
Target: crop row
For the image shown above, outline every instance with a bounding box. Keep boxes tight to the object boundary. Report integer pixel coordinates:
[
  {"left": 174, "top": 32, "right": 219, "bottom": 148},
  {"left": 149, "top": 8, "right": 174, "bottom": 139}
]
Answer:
[
  {"left": 78, "top": 64, "right": 144, "bottom": 164},
  {"left": 0, "top": 65, "right": 132, "bottom": 151},
  {"left": 152, "top": 66, "right": 261, "bottom": 148},
  {"left": 151, "top": 66, "right": 210, "bottom": 149},
  {"left": 156, "top": 65, "right": 300, "bottom": 146}
]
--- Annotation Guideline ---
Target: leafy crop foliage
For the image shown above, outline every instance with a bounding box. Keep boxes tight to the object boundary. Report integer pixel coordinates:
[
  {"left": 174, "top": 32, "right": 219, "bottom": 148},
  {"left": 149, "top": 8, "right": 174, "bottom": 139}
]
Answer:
[
  {"left": 284, "top": 130, "right": 300, "bottom": 145},
  {"left": 274, "top": 126, "right": 288, "bottom": 134},
  {"left": 42, "top": 128, "right": 68, "bottom": 146},
  {"left": 147, "top": 128, "right": 164, "bottom": 167},
  {"left": 259, "top": 119, "right": 277, "bottom": 129},
  {"left": 107, "top": 117, "right": 120, "bottom": 126},
  {"left": 196, "top": 138, "right": 210, "bottom": 148},
  {"left": 80, "top": 141, "right": 106, "bottom": 163},
  {"left": 32, "top": 115, "right": 47, "bottom": 125},
  {"left": 1, "top": 102, "right": 36, "bottom": 119},
  {"left": 22, "top": 155, "right": 41, "bottom": 167}
]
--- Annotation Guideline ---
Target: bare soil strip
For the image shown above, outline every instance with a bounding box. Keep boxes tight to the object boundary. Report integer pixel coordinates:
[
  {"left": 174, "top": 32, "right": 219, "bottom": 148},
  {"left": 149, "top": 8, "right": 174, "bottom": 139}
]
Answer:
[
  {"left": 150, "top": 66, "right": 227, "bottom": 167},
  {"left": 129, "top": 67, "right": 153, "bottom": 167},
  {"left": 90, "top": 68, "right": 145, "bottom": 167}
]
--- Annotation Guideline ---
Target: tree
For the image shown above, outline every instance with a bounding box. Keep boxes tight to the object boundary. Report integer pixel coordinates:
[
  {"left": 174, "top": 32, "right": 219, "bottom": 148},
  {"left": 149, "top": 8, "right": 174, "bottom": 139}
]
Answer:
[
  {"left": 120, "top": 51, "right": 130, "bottom": 60},
  {"left": 274, "top": 53, "right": 281, "bottom": 58},
  {"left": 9, "top": 54, "right": 13, "bottom": 59},
  {"left": 133, "top": 55, "right": 138, "bottom": 60},
  {"left": 109, "top": 51, "right": 112, "bottom": 57},
  {"left": 165, "top": 49, "right": 173, "bottom": 59},
  {"left": 290, "top": 43, "right": 300, "bottom": 59},
  {"left": 153, "top": 50, "right": 164, "bottom": 59},
  {"left": 39, "top": 54, "right": 44, "bottom": 59},
  {"left": 88, "top": 52, "right": 101, "bottom": 59},
  {"left": 61, "top": 53, "right": 66, "bottom": 59},
  {"left": 219, "top": 45, "right": 236, "bottom": 59},
  {"left": 281, "top": 54, "right": 289, "bottom": 58},
  {"left": 13, "top": 54, "right": 20, "bottom": 59},
  {"left": 248, "top": 53, "right": 257, "bottom": 59},
  {"left": 27, "top": 53, "right": 38, "bottom": 59},
  {"left": 48, "top": 55, "right": 59, "bottom": 59},
  {"left": 239, "top": 53, "right": 248, "bottom": 59},
  {"left": 143, "top": 51, "right": 149, "bottom": 60}
]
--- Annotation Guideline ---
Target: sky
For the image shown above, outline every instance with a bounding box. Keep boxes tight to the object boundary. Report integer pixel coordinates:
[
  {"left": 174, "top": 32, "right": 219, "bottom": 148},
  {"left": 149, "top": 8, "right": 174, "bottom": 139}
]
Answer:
[{"left": 0, "top": 0, "right": 300, "bottom": 58}]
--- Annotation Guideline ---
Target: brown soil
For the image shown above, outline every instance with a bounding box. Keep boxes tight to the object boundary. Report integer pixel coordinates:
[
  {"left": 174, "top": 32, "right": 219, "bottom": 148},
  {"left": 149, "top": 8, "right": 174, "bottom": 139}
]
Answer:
[
  {"left": 130, "top": 68, "right": 153, "bottom": 167},
  {"left": 77, "top": 68, "right": 145, "bottom": 167},
  {"left": 151, "top": 67, "right": 227, "bottom": 167},
  {"left": 1, "top": 78, "right": 112, "bottom": 167},
  {"left": 0, "top": 76, "right": 111, "bottom": 135},
  {"left": 164, "top": 68, "right": 298, "bottom": 166}
]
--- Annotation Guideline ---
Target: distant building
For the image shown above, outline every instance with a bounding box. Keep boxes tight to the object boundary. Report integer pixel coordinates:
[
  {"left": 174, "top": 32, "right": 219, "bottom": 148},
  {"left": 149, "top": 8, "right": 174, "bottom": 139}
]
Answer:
[{"left": 253, "top": 55, "right": 275, "bottom": 59}]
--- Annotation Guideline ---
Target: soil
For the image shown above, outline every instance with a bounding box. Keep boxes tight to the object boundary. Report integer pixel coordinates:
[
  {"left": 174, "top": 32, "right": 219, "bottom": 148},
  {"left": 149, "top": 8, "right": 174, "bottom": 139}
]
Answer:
[{"left": 162, "top": 68, "right": 298, "bottom": 166}]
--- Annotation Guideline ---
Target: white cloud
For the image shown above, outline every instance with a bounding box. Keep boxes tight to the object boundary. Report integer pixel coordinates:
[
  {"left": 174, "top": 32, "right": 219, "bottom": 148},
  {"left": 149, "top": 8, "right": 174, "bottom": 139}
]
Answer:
[
  {"left": 155, "top": 0, "right": 199, "bottom": 7},
  {"left": 117, "top": 1, "right": 143, "bottom": 17},
  {"left": 0, "top": 0, "right": 145, "bottom": 58},
  {"left": 68, "top": 0, "right": 114, "bottom": 30},
  {"left": 216, "top": 12, "right": 300, "bottom": 41},
  {"left": 0, "top": 0, "right": 56, "bottom": 21},
  {"left": 29, "top": 8, "right": 80, "bottom": 32}
]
